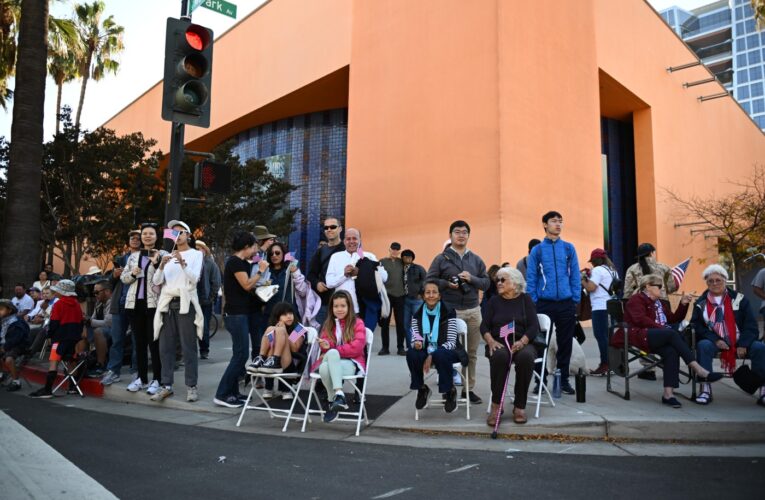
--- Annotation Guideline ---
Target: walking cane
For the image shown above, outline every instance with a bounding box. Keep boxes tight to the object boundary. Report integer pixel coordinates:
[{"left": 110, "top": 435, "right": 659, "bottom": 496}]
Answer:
[{"left": 491, "top": 334, "right": 513, "bottom": 440}]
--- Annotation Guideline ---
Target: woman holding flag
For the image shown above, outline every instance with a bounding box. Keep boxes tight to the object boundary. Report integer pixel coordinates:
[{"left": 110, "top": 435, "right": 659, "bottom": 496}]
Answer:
[
  {"left": 480, "top": 267, "right": 540, "bottom": 426},
  {"left": 262, "top": 242, "right": 321, "bottom": 330},
  {"left": 406, "top": 279, "right": 461, "bottom": 413}
]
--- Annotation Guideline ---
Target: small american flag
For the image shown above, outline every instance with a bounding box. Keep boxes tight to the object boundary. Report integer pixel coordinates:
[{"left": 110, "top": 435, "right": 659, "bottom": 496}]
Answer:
[
  {"left": 357, "top": 246, "right": 364, "bottom": 259},
  {"left": 289, "top": 323, "right": 306, "bottom": 343},
  {"left": 499, "top": 321, "right": 515, "bottom": 339},
  {"left": 163, "top": 228, "right": 180, "bottom": 241},
  {"left": 252, "top": 254, "right": 261, "bottom": 264},
  {"left": 284, "top": 252, "right": 297, "bottom": 262},
  {"left": 671, "top": 257, "right": 691, "bottom": 288}
]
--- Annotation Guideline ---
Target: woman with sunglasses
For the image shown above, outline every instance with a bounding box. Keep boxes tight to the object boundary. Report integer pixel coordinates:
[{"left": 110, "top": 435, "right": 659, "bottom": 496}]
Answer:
[
  {"left": 614, "top": 274, "right": 722, "bottom": 408},
  {"left": 122, "top": 223, "right": 166, "bottom": 395},
  {"left": 262, "top": 242, "right": 319, "bottom": 329}
]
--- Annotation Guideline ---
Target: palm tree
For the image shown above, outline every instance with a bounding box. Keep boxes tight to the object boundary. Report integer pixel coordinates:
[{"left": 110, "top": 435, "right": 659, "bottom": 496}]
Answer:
[
  {"left": 47, "top": 16, "right": 81, "bottom": 135},
  {"left": 73, "top": 0, "right": 123, "bottom": 133},
  {"left": 0, "top": 0, "right": 20, "bottom": 110},
  {"left": 1, "top": 0, "right": 48, "bottom": 297}
]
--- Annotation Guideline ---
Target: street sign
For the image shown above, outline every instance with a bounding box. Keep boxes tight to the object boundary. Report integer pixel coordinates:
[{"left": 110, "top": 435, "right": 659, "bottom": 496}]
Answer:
[
  {"left": 199, "top": 0, "right": 237, "bottom": 19},
  {"left": 189, "top": 0, "right": 205, "bottom": 13}
]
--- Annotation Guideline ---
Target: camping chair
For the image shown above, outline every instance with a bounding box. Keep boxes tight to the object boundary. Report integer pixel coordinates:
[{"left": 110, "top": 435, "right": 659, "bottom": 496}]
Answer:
[
  {"left": 414, "top": 318, "right": 470, "bottom": 421},
  {"left": 51, "top": 346, "right": 90, "bottom": 397},
  {"left": 236, "top": 327, "right": 318, "bottom": 429},
  {"left": 605, "top": 299, "right": 692, "bottom": 400},
  {"left": 301, "top": 328, "right": 374, "bottom": 436}
]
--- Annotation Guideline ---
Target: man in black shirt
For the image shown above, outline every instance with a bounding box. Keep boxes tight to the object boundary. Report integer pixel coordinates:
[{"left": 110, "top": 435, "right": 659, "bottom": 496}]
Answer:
[{"left": 307, "top": 217, "right": 345, "bottom": 327}]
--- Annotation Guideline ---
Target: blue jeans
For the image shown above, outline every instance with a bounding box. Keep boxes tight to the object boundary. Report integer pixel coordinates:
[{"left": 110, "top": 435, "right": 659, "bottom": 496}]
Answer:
[
  {"left": 198, "top": 302, "right": 213, "bottom": 354},
  {"left": 406, "top": 347, "right": 460, "bottom": 394},
  {"left": 591, "top": 309, "right": 609, "bottom": 365},
  {"left": 216, "top": 314, "right": 250, "bottom": 399},
  {"left": 403, "top": 297, "right": 423, "bottom": 348},
  {"left": 697, "top": 338, "right": 765, "bottom": 379},
  {"left": 106, "top": 310, "right": 130, "bottom": 375},
  {"left": 359, "top": 296, "right": 381, "bottom": 333}
]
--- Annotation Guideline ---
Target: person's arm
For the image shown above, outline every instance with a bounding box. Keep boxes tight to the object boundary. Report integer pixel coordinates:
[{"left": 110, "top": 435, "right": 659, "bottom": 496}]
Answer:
[
  {"left": 442, "top": 311, "right": 458, "bottom": 350},
  {"left": 666, "top": 300, "right": 689, "bottom": 324},
  {"left": 624, "top": 295, "right": 662, "bottom": 328},
  {"left": 210, "top": 261, "right": 222, "bottom": 300},
  {"left": 582, "top": 268, "right": 598, "bottom": 293},
  {"left": 425, "top": 255, "right": 449, "bottom": 291},
  {"left": 569, "top": 245, "right": 581, "bottom": 303},
  {"left": 689, "top": 302, "right": 719, "bottom": 344},
  {"left": 325, "top": 254, "right": 349, "bottom": 289},
  {"left": 468, "top": 257, "right": 490, "bottom": 292},
  {"left": 526, "top": 247, "right": 539, "bottom": 302},
  {"left": 306, "top": 250, "right": 323, "bottom": 294},
  {"left": 735, "top": 296, "right": 760, "bottom": 349}
]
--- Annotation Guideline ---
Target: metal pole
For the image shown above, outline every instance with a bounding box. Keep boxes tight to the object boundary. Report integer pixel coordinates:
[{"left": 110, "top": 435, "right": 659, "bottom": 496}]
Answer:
[{"left": 163, "top": 0, "right": 192, "bottom": 224}]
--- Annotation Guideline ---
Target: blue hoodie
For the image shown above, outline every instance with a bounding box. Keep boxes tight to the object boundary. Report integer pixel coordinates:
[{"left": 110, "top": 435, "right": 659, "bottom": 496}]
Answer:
[{"left": 526, "top": 237, "right": 581, "bottom": 303}]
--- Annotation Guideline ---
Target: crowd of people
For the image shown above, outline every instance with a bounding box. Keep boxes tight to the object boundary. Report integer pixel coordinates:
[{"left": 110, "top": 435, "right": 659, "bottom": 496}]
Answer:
[{"left": 1, "top": 211, "right": 764, "bottom": 428}]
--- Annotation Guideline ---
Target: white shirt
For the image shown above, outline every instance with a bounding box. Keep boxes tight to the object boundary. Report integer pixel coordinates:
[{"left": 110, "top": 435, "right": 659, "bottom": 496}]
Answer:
[
  {"left": 12, "top": 294, "right": 35, "bottom": 314},
  {"left": 27, "top": 297, "right": 56, "bottom": 321},
  {"left": 325, "top": 250, "right": 388, "bottom": 312},
  {"left": 153, "top": 248, "right": 203, "bottom": 291},
  {"left": 589, "top": 266, "right": 617, "bottom": 311}
]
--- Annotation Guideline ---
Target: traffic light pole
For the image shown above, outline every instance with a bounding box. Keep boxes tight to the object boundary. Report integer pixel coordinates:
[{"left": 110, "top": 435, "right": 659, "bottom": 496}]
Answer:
[{"left": 163, "top": 0, "right": 191, "bottom": 223}]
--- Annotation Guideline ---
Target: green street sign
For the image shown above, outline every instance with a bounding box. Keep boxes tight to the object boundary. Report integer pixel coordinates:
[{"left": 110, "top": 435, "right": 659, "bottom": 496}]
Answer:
[
  {"left": 199, "top": 0, "right": 237, "bottom": 19},
  {"left": 189, "top": 0, "right": 205, "bottom": 13}
]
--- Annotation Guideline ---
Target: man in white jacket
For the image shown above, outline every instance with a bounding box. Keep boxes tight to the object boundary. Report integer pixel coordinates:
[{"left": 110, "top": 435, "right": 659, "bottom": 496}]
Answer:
[
  {"left": 326, "top": 228, "right": 388, "bottom": 331},
  {"left": 151, "top": 220, "right": 204, "bottom": 403}
]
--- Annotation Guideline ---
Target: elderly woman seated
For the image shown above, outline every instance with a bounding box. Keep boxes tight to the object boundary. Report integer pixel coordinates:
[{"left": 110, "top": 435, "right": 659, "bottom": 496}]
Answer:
[
  {"left": 480, "top": 267, "right": 539, "bottom": 425},
  {"left": 407, "top": 280, "right": 461, "bottom": 413},
  {"left": 612, "top": 274, "right": 722, "bottom": 408},
  {"left": 690, "top": 264, "right": 765, "bottom": 406}
]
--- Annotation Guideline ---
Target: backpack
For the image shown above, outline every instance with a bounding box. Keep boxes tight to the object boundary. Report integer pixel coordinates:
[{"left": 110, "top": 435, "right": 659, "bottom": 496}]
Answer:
[
  {"left": 597, "top": 266, "right": 623, "bottom": 298},
  {"left": 355, "top": 257, "right": 380, "bottom": 300}
]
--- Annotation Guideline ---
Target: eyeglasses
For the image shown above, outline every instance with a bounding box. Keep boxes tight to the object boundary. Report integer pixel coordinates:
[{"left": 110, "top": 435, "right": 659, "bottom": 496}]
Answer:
[
  {"left": 497, "top": 277, "right": 508, "bottom": 284},
  {"left": 94, "top": 289, "right": 105, "bottom": 294},
  {"left": 648, "top": 283, "right": 663, "bottom": 289},
  {"left": 323, "top": 225, "right": 338, "bottom": 230},
  {"left": 270, "top": 251, "right": 282, "bottom": 256},
  {"left": 452, "top": 230, "right": 469, "bottom": 236},
  {"left": 706, "top": 278, "right": 725, "bottom": 284}
]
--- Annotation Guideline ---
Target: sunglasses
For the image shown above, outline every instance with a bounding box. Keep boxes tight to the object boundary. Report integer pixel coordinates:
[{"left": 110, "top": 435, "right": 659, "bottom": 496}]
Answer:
[
  {"left": 323, "top": 225, "right": 338, "bottom": 230},
  {"left": 497, "top": 277, "right": 508, "bottom": 283},
  {"left": 270, "top": 251, "right": 283, "bottom": 256},
  {"left": 706, "top": 278, "right": 725, "bottom": 284}
]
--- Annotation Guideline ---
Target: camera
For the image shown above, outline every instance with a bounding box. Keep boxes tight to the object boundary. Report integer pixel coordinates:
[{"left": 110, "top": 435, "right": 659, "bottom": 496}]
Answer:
[{"left": 449, "top": 275, "right": 472, "bottom": 294}]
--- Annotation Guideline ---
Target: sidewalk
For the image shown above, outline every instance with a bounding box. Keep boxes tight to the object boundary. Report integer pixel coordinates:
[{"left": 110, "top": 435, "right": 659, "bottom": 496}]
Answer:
[{"left": 25, "top": 324, "right": 765, "bottom": 443}]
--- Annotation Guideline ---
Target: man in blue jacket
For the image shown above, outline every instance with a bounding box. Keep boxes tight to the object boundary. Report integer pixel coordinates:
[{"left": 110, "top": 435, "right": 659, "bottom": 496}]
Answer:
[{"left": 526, "top": 211, "right": 581, "bottom": 394}]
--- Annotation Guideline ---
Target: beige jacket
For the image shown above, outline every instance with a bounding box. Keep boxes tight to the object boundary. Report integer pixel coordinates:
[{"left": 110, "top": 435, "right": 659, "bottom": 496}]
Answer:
[
  {"left": 623, "top": 257, "right": 678, "bottom": 300},
  {"left": 121, "top": 250, "right": 167, "bottom": 309}
]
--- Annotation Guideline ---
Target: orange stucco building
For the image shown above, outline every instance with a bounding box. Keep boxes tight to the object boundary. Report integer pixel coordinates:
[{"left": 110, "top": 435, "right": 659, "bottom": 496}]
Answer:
[{"left": 104, "top": 0, "right": 765, "bottom": 291}]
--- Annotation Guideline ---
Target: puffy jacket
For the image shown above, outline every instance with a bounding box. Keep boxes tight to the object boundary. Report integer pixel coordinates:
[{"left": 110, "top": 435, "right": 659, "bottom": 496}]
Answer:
[
  {"left": 48, "top": 296, "right": 84, "bottom": 343},
  {"left": 690, "top": 289, "right": 759, "bottom": 349},
  {"left": 526, "top": 237, "right": 581, "bottom": 303},
  {"left": 2, "top": 316, "right": 30, "bottom": 351}
]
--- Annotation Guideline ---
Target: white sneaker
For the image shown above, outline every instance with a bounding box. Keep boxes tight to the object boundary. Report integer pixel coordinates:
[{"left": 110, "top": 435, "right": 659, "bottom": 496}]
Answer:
[
  {"left": 146, "top": 380, "right": 160, "bottom": 395},
  {"left": 187, "top": 386, "right": 198, "bottom": 402},
  {"left": 126, "top": 378, "right": 144, "bottom": 392},
  {"left": 150, "top": 385, "right": 173, "bottom": 402},
  {"left": 262, "top": 389, "right": 281, "bottom": 399},
  {"left": 282, "top": 391, "right": 294, "bottom": 401}
]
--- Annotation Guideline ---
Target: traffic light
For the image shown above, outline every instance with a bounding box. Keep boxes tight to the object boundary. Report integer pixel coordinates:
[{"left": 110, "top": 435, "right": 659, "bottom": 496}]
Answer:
[
  {"left": 194, "top": 160, "right": 231, "bottom": 194},
  {"left": 161, "top": 18, "right": 213, "bottom": 128}
]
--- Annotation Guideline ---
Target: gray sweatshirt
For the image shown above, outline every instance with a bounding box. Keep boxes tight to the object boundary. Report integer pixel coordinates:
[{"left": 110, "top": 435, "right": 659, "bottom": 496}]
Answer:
[{"left": 427, "top": 247, "right": 490, "bottom": 310}]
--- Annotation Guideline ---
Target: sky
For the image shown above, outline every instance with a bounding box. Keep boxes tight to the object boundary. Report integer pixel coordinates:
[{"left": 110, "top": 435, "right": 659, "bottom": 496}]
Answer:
[
  {"left": 0, "top": 0, "right": 267, "bottom": 141},
  {"left": 0, "top": 0, "right": 714, "bottom": 141}
]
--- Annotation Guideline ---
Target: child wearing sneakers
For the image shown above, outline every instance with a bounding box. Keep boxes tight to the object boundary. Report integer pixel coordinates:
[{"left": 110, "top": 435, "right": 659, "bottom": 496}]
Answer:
[
  {"left": 0, "top": 299, "right": 30, "bottom": 392},
  {"left": 246, "top": 302, "right": 307, "bottom": 398}
]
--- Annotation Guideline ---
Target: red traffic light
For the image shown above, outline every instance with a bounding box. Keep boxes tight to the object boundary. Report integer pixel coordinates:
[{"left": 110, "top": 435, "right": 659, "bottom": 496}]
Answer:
[
  {"left": 194, "top": 160, "right": 231, "bottom": 194},
  {"left": 185, "top": 24, "right": 211, "bottom": 51}
]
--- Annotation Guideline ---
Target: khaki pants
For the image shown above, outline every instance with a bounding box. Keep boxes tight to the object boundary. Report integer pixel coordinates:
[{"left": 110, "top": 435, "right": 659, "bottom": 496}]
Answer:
[{"left": 456, "top": 306, "right": 482, "bottom": 391}]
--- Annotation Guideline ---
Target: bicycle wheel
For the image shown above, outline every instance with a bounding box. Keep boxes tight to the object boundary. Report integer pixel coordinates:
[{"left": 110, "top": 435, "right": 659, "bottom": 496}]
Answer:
[{"left": 209, "top": 314, "right": 219, "bottom": 339}]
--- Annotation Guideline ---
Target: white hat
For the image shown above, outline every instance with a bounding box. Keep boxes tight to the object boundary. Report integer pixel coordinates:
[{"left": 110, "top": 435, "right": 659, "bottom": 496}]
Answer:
[
  {"left": 195, "top": 240, "right": 210, "bottom": 251},
  {"left": 167, "top": 220, "right": 191, "bottom": 233},
  {"left": 84, "top": 265, "right": 102, "bottom": 276}
]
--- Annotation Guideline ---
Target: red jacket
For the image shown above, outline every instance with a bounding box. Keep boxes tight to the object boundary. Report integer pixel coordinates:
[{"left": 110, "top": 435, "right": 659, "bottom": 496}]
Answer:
[
  {"left": 611, "top": 292, "right": 688, "bottom": 352},
  {"left": 48, "top": 296, "right": 84, "bottom": 342},
  {"left": 311, "top": 318, "right": 367, "bottom": 373}
]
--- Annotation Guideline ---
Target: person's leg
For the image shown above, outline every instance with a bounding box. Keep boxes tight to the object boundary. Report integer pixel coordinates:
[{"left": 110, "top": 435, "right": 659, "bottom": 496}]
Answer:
[
  {"left": 553, "top": 300, "right": 577, "bottom": 387},
  {"left": 457, "top": 306, "right": 482, "bottom": 393},
  {"left": 199, "top": 302, "right": 212, "bottom": 356},
  {"left": 93, "top": 329, "right": 108, "bottom": 366},
  {"left": 591, "top": 309, "right": 609, "bottom": 366},
  {"left": 158, "top": 310, "right": 178, "bottom": 387},
  {"left": 488, "top": 347, "right": 510, "bottom": 404},
  {"left": 177, "top": 311, "right": 198, "bottom": 388},
  {"left": 403, "top": 298, "right": 421, "bottom": 348},
  {"left": 276, "top": 330, "right": 293, "bottom": 368},
  {"left": 215, "top": 314, "right": 250, "bottom": 399},
  {"left": 378, "top": 298, "right": 392, "bottom": 352},
  {"left": 405, "top": 348, "right": 428, "bottom": 390},
  {"left": 362, "top": 297, "right": 382, "bottom": 334},
  {"left": 653, "top": 343, "right": 680, "bottom": 391},
  {"left": 512, "top": 344, "right": 536, "bottom": 410},
  {"left": 129, "top": 309, "right": 149, "bottom": 384},
  {"left": 431, "top": 348, "right": 459, "bottom": 394},
  {"left": 147, "top": 309, "right": 162, "bottom": 383},
  {"left": 318, "top": 351, "right": 338, "bottom": 400},
  {"left": 696, "top": 339, "right": 719, "bottom": 373},
  {"left": 391, "top": 295, "right": 406, "bottom": 351},
  {"left": 747, "top": 341, "right": 765, "bottom": 380},
  {"left": 106, "top": 311, "right": 126, "bottom": 375}
]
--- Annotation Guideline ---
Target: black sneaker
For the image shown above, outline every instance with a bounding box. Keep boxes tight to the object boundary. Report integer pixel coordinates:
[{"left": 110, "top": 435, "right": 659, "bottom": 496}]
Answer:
[
  {"left": 461, "top": 390, "right": 483, "bottom": 404},
  {"left": 444, "top": 387, "right": 457, "bottom": 413},
  {"left": 246, "top": 355, "right": 266, "bottom": 374},
  {"left": 259, "top": 356, "right": 283, "bottom": 374},
  {"left": 323, "top": 407, "right": 339, "bottom": 423},
  {"left": 200, "top": 352, "right": 209, "bottom": 360},
  {"left": 415, "top": 385, "right": 431, "bottom": 410},
  {"left": 560, "top": 383, "right": 575, "bottom": 395},
  {"left": 7, "top": 381, "right": 21, "bottom": 392},
  {"left": 29, "top": 387, "right": 53, "bottom": 399},
  {"left": 85, "top": 366, "right": 105, "bottom": 379},
  {"left": 638, "top": 370, "right": 657, "bottom": 381},
  {"left": 396, "top": 348, "right": 406, "bottom": 356},
  {"left": 378, "top": 348, "right": 390, "bottom": 355},
  {"left": 213, "top": 395, "right": 244, "bottom": 408},
  {"left": 330, "top": 394, "right": 349, "bottom": 411}
]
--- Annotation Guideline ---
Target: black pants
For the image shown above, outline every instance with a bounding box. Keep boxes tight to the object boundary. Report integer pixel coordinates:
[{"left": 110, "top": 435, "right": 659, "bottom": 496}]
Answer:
[
  {"left": 379, "top": 295, "right": 406, "bottom": 350},
  {"left": 487, "top": 343, "right": 536, "bottom": 408},
  {"left": 647, "top": 328, "right": 696, "bottom": 389},
  {"left": 536, "top": 299, "right": 576, "bottom": 384},
  {"left": 128, "top": 300, "right": 161, "bottom": 384}
]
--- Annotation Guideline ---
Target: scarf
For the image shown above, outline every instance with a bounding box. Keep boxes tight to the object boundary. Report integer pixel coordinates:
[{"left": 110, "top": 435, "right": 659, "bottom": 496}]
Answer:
[
  {"left": 334, "top": 318, "right": 344, "bottom": 345},
  {"left": 651, "top": 296, "right": 668, "bottom": 326},
  {"left": 422, "top": 302, "right": 441, "bottom": 347},
  {"left": 705, "top": 293, "right": 738, "bottom": 374}
]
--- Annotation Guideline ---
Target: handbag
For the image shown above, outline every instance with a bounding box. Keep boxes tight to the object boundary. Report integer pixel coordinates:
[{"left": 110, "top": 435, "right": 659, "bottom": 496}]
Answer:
[
  {"left": 375, "top": 268, "right": 391, "bottom": 319},
  {"left": 577, "top": 290, "right": 592, "bottom": 321},
  {"left": 574, "top": 320, "right": 586, "bottom": 345},
  {"left": 255, "top": 285, "right": 279, "bottom": 303}
]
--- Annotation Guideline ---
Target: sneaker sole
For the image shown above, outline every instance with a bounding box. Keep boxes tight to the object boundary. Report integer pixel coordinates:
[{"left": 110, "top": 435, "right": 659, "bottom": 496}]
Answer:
[
  {"left": 213, "top": 397, "right": 243, "bottom": 408},
  {"left": 245, "top": 367, "right": 262, "bottom": 374},
  {"left": 31, "top": 394, "right": 53, "bottom": 399},
  {"left": 258, "top": 368, "right": 284, "bottom": 374},
  {"left": 151, "top": 393, "right": 173, "bottom": 402}
]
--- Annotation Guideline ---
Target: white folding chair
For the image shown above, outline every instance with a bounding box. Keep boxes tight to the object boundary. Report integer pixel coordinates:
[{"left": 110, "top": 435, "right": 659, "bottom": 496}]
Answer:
[
  {"left": 530, "top": 313, "right": 556, "bottom": 418},
  {"left": 301, "top": 328, "right": 374, "bottom": 436},
  {"left": 236, "top": 327, "right": 317, "bottom": 428},
  {"left": 414, "top": 318, "right": 470, "bottom": 420}
]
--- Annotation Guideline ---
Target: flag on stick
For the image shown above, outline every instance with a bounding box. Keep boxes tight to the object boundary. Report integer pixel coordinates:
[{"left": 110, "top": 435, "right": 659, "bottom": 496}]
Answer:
[
  {"left": 289, "top": 323, "right": 307, "bottom": 343},
  {"left": 499, "top": 321, "right": 515, "bottom": 339},
  {"left": 671, "top": 257, "right": 691, "bottom": 289},
  {"left": 163, "top": 228, "right": 180, "bottom": 241},
  {"left": 284, "top": 252, "right": 297, "bottom": 262}
]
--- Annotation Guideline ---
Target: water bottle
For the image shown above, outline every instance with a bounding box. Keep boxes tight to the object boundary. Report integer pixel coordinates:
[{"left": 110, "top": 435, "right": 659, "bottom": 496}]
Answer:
[
  {"left": 552, "top": 368, "right": 562, "bottom": 399},
  {"left": 575, "top": 368, "right": 586, "bottom": 403}
]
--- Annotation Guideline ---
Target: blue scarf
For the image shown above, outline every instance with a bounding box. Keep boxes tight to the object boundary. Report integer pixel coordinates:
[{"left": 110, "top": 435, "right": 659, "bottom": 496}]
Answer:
[{"left": 421, "top": 302, "right": 441, "bottom": 346}]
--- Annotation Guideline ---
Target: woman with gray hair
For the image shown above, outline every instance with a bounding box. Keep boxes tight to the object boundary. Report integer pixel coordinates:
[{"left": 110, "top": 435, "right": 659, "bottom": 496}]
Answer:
[
  {"left": 613, "top": 274, "right": 722, "bottom": 408},
  {"left": 480, "top": 267, "right": 539, "bottom": 425},
  {"left": 690, "top": 264, "right": 765, "bottom": 406}
]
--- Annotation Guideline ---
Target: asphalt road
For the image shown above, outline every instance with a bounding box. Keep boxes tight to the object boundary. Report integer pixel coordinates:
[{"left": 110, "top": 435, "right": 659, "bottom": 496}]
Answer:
[{"left": 1, "top": 391, "right": 762, "bottom": 500}]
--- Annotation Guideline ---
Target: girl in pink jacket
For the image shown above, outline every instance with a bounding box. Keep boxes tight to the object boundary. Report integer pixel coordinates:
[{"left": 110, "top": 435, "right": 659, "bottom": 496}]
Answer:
[{"left": 312, "top": 290, "right": 367, "bottom": 422}]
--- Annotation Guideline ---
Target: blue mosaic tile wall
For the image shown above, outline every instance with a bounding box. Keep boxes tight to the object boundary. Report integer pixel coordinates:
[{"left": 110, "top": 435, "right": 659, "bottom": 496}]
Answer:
[{"left": 230, "top": 108, "right": 348, "bottom": 266}]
